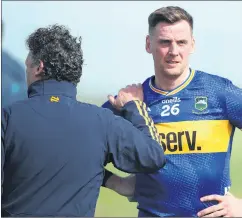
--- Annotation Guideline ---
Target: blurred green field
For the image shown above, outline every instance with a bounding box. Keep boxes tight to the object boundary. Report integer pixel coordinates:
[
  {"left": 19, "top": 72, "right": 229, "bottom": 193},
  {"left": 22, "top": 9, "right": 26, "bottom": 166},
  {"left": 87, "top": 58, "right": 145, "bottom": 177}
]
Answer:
[{"left": 95, "top": 129, "right": 242, "bottom": 217}]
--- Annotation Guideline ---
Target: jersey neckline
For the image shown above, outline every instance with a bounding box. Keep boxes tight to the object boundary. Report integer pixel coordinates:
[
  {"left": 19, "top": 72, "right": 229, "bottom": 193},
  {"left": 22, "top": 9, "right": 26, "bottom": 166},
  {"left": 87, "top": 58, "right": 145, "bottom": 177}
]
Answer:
[{"left": 149, "top": 68, "right": 196, "bottom": 96}]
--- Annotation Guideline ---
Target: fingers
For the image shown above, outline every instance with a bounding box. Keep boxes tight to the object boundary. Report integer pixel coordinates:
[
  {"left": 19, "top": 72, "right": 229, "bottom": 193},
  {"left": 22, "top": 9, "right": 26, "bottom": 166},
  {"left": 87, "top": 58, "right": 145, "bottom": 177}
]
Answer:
[
  {"left": 108, "top": 94, "right": 124, "bottom": 110},
  {"left": 132, "top": 83, "right": 142, "bottom": 88},
  {"left": 108, "top": 83, "right": 143, "bottom": 109},
  {"left": 198, "top": 193, "right": 239, "bottom": 217},
  {"left": 108, "top": 95, "right": 116, "bottom": 106},
  {"left": 126, "top": 83, "right": 142, "bottom": 89},
  {"left": 197, "top": 203, "right": 224, "bottom": 217},
  {"left": 202, "top": 209, "right": 227, "bottom": 217},
  {"left": 200, "top": 194, "right": 224, "bottom": 203}
]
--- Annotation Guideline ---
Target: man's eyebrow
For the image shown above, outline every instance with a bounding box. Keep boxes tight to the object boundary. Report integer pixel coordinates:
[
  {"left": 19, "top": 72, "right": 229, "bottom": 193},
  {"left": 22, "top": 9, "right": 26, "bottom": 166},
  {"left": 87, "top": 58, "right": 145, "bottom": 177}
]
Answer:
[{"left": 159, "top": 38, "right": 172, "bottom": 41}]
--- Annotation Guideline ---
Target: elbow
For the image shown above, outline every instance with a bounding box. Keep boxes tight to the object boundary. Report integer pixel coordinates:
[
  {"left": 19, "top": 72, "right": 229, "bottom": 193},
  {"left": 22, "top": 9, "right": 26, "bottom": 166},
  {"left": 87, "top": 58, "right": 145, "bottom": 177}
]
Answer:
[
  {"left": 156, "top": 144, "right": 167, "bottom": 169},
  {"left": 144, "top": 142, "right": 166, "bottom": 173},
  {"left": 151, "top": 153, "right": 166, "bottom": 173},
  {"left": 157, "top": 152, "right": 166, "bottom": 170},
  {"left": 141, "top": 157, "right": 166, "bottom": 174}
]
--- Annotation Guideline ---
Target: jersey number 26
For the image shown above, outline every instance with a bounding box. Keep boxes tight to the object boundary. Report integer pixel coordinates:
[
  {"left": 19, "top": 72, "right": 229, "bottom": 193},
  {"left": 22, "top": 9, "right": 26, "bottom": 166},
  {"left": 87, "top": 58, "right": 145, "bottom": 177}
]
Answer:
[{"left": 161, "top": 104, "right": 180, "bottom": 117}]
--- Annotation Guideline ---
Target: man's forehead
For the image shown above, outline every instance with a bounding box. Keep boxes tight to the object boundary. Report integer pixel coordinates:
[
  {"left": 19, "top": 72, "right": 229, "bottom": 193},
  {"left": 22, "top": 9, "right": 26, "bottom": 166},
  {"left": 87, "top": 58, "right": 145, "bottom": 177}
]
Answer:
[
  {"left": 27, "top": 52, "right": 34, "bottom": 59},
  {"left": 153, "top": 20, "right": 192, "bottom": 37},
  {"left": 26, "top": 52, "right": 34, "bottom": 64},
  {"left": 26, "top": 53, "right": 30, "bottom": 60}
]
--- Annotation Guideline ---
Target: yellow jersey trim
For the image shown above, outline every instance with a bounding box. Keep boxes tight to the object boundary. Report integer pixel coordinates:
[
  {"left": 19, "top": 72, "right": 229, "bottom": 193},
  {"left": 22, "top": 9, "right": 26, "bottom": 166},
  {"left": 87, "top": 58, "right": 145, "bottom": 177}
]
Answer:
[{"left": 149, "top": 69, "right": 196, "bottom": 96}]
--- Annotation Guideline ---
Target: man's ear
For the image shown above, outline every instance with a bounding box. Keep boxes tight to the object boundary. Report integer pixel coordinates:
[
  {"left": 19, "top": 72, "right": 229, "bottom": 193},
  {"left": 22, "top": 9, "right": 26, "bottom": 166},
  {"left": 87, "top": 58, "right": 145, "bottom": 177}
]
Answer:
[
  {"left": 35, "top": 60, "right": 44, "bottom": 76},
  {"left": 146, "top": 35, "right": 152, "bottom": 54},
  {"left": 190, "top": 36, "right": 195, "bottom": 54}
]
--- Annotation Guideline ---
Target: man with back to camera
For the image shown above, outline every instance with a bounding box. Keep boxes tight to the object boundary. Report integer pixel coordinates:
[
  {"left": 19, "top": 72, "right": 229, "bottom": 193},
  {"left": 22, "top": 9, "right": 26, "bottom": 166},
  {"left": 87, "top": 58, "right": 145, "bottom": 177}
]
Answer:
[
  {"left": 102, "top": 6, "right": 242, "bottom": 217},
  {"left": 1, "top": 24, "right": 166, "bottom": 217}
]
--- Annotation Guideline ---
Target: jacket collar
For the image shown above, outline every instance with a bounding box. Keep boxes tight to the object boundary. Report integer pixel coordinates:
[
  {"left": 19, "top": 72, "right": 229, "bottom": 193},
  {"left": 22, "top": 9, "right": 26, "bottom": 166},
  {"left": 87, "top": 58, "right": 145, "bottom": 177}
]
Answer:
[{"left": 28, "top": 79, "right": 77, "bottom": 99}]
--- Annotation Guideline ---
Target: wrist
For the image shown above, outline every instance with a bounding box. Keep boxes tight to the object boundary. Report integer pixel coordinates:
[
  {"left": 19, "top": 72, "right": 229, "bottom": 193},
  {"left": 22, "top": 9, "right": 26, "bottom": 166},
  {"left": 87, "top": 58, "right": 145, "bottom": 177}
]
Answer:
[
  {"left": 105, "top": 174, "right": 121, "bottom": 191},
  {"left": 102, "top": 169, "right": 114, "bottom": 187}
]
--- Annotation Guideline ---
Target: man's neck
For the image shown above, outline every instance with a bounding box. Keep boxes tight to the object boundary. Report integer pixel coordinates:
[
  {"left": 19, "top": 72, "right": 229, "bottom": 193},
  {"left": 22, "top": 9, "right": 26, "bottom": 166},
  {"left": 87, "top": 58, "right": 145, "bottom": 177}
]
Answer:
[{"left": 154, "top": 68, "right": 190, "bottom": 91}]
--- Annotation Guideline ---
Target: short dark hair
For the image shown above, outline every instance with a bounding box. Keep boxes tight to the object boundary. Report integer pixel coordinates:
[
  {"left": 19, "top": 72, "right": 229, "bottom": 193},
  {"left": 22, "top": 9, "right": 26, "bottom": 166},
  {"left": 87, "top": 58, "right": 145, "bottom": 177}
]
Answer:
[
  {"left": 26, "top": 24, "right": 84, "bottom": 85},
  {"left": 148, "top": 6, "right": 193, "bottom": 35}
]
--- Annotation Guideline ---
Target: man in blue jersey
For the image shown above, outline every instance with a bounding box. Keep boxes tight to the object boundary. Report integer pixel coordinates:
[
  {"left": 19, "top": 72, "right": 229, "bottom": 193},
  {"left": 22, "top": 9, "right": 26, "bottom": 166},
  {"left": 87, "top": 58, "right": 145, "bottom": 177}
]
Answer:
[{"left": 102, "top": 6, "right": 242, "bottom": 217}]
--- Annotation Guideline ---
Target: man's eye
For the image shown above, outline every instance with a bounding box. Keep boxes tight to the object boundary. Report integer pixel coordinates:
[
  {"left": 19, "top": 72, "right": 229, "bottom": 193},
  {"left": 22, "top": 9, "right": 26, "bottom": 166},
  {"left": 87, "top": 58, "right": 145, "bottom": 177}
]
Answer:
[
  {"left": 178, "top": 40, "right": 187, "bottom": 45},
  {"left": 160, "top": 40, "right": 170, "bottom": 44}
]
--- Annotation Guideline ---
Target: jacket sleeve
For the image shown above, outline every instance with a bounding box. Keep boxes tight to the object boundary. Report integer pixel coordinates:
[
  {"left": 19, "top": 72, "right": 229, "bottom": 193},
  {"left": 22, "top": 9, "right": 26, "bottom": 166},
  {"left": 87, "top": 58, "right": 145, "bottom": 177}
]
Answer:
[{"left": 103, "top": 100, "right": 166, "bottom": 174}]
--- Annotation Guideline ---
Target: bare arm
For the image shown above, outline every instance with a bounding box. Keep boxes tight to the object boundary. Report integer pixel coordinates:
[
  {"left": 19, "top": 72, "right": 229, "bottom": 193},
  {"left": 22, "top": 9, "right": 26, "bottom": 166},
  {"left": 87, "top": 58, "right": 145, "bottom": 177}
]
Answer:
[{"left": 104, "top": 170, "right": 136, "bottom": 198}]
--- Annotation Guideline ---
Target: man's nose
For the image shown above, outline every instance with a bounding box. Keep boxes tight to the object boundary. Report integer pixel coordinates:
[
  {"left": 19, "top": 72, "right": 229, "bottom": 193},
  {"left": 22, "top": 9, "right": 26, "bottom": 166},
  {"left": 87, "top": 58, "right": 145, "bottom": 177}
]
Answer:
[{"left": 168, "top": 43, "right": 179, "bottom": 56}]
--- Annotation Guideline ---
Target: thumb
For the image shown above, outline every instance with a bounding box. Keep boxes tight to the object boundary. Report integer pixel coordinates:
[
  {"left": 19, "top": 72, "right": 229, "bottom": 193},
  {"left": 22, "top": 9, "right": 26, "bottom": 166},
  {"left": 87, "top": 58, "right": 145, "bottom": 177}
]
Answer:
[{"left": 108, "top": 95, "right": 116, "bottom": 106}]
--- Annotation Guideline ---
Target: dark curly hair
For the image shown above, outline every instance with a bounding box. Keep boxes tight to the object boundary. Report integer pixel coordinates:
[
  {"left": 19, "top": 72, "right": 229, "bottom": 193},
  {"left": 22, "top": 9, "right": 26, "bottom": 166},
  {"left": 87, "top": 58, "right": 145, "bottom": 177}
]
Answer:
[{"left": 26, "top": 24, "right": 84, "bottom": 85}]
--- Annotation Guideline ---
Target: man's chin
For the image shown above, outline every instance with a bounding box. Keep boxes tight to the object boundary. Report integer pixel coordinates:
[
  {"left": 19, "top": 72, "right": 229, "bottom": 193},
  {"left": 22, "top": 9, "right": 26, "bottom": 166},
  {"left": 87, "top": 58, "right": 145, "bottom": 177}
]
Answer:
[{"left": 163, "top": 69, "right": 183, "bottom": 78}]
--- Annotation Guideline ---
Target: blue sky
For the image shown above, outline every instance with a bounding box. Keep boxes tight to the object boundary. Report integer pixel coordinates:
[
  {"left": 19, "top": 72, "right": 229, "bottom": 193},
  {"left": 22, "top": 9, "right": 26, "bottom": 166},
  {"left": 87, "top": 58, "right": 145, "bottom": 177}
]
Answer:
[{"left": 2, "top": 1, "right": 242, "bottom": 99}]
